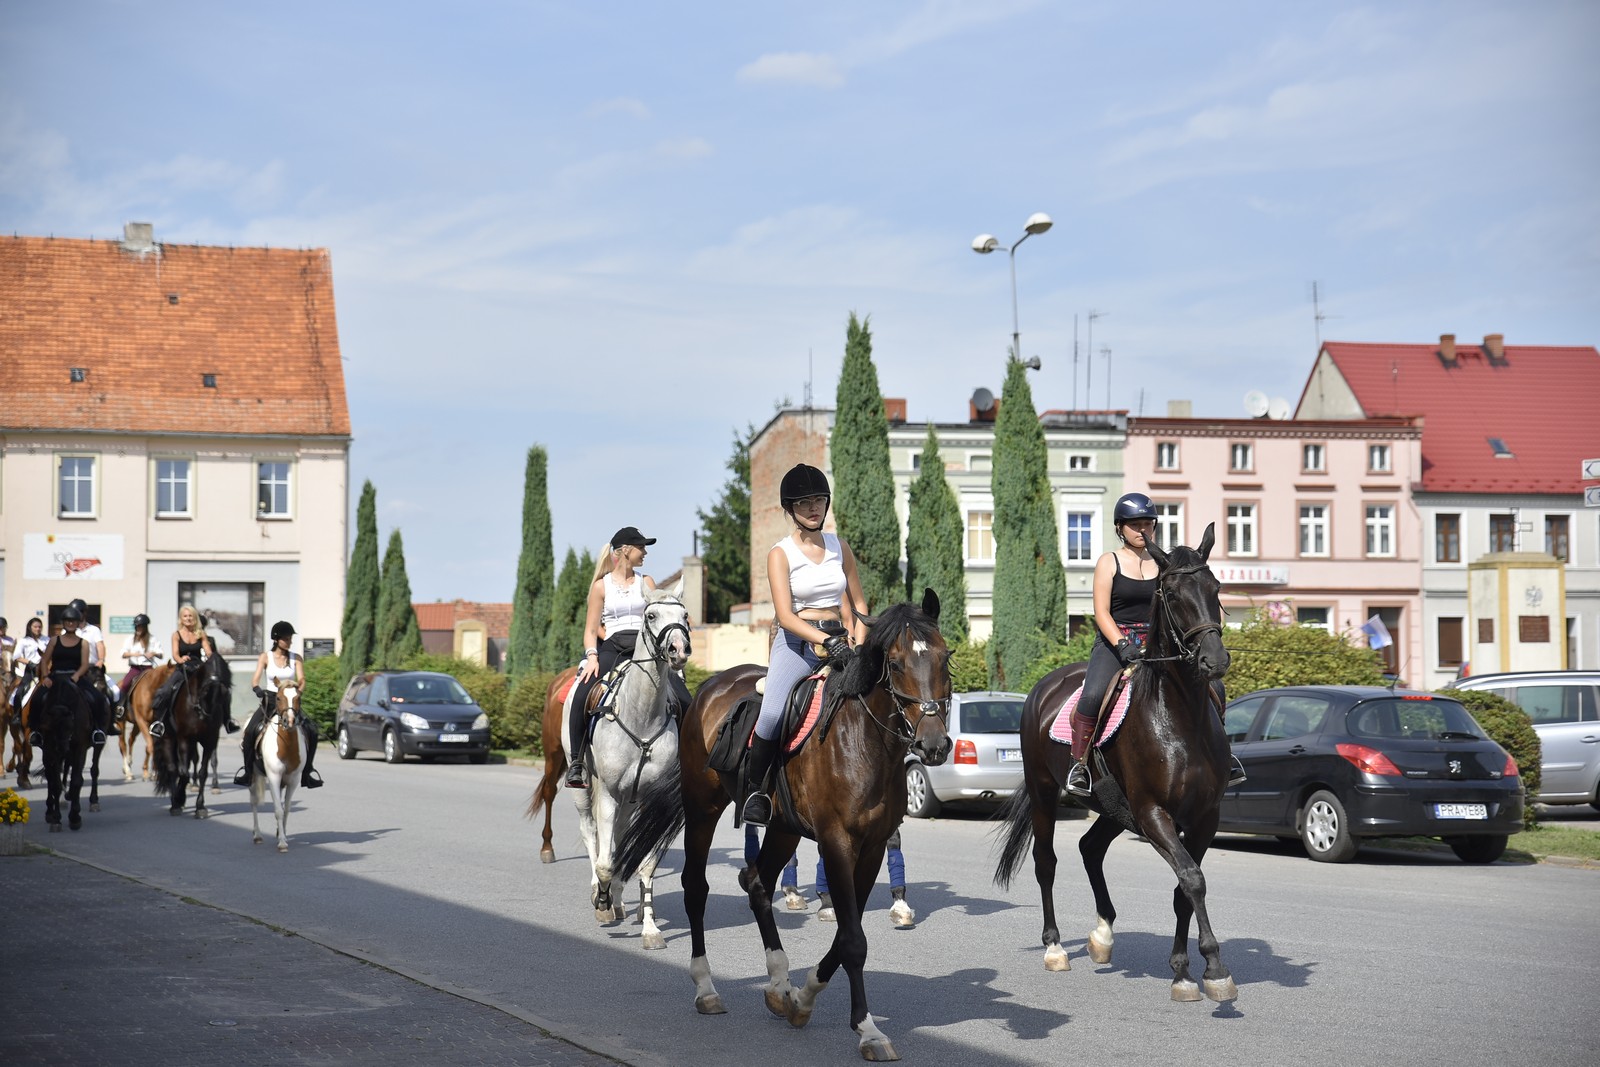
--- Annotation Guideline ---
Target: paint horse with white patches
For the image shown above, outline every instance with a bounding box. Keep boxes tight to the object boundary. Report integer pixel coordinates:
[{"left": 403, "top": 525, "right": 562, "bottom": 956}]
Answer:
[{"left": 250, "top": 685, "right": 302, "bottom": 851}]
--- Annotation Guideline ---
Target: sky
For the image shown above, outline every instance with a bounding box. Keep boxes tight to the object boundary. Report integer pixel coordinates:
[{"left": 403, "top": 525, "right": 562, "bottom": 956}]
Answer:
[{"left": 3, "top": 1, "right": 1597, "bottom": 604}]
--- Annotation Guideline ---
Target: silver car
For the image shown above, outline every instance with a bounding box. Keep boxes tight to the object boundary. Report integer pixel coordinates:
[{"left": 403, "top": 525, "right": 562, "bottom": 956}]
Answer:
[
  {"left": 904, "top": 690, "right": 1026, "bottom": 818},
  {"left": 1450, "top": 671, "right": 1600, "bottom": 809}
]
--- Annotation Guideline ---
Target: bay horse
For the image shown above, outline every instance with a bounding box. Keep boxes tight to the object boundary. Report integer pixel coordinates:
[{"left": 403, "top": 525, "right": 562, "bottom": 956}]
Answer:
[
  {"left": 993, "top": 523, "right": 1238, "bottom": 1003},
  {"left": 30, "top": 677, "right": 94, "bottom": 831},
  {"left": 529, "top": 586, "right": 692, "bottom": 949},
  {"left": 527, "top": 663, "right": 580, "bottom": 863},
  {"left": 119, "top": 665, "right": 170, "bottom": 783},
  {"left": 250, "top": 685, "right": 302, "bottom": 851},
  {"left": 616, "top": 590, "right": 953, "bottom": 1062},
  {"left": 152, "top": 653, "right": 231, "bottom": 818},
  {"left": 0, "top": 662, "right": 27, "bottom": 786}
]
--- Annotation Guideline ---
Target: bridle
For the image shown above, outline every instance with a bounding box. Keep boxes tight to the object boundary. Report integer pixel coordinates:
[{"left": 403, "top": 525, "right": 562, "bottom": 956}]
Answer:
[
  {"left": 1146, "top": 561, "right": 1223, "bottom": 667},
  {"left": 640, "top": 597, "right": 693, "bottom": 667},
  {"left": 604, "top": 596, "right": 691, "bottom": 801},
  {"left": 855, "top": 625, "right": 951, "bottom": 744}
]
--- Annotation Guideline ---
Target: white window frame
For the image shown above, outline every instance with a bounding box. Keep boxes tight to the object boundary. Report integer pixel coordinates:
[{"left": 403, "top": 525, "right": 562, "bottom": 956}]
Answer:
[
  {"left": 1229, "top": 442, "right": 1254, "bottom": 473},
  {"left": 966, "top": 451, "right": 992, "bottom": 472},
  {"left": 1368, "top": 443, "right": 1392, "bottom": 473},
  {"left": 1154, "top": 502, "right": 1184, "bottom": 552},
  {"left": 1155, "top": 441, "right": 1179, "bottom": 470},
  {"left": 256, "top": 459, "right": 294, "bottom": 520},
  {"left": 1297, "top": 606, "right": 1332, "bottom": 632},
  {"left": 1302, "top": 442, "right": 1326, "bottom": 473},
  {"left": 1227, "top": 502, "right": 1257, "bottom": 557},
  {"left": 1365, "top": 503, "right": 1396, "bottom": 557},
  {"left": 965, "top": 507, "right": 995, "bottom": 565},
  {"left": 154, "top": 456, "right": 194, "bottom": 519},
  {"left": 1067, "top": 454, "right": 1093, "bottom": 472},
  {"left": 1298, "top": 503, "right": 1329, "bottom": 557},
  {"left": 57, "top": 454, "right": 98, "bottom": 519},
  {"left": 1063, "top": 509, "right": 1095, "bottom": 563}
]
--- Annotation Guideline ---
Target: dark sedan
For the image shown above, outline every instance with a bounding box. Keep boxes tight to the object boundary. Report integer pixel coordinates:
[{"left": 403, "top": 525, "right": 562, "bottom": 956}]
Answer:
[
  {"left": 1218, "top": 686, "right": 1525, "bottom": 863},
  {"left": 335, "top": 671, "right": 491, "bottom": 764}
]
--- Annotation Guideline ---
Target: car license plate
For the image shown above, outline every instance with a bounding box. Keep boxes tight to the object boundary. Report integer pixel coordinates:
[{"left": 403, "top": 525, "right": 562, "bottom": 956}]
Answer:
[
  {"left": 1434, "top": 803, "right": 1487, "bottom": 820},
  {"left": 438, "top": 733, "right": 469, "bottom": 743},
  {"left": 998, "top": 749, "right": 1022, "bottom": 762}
]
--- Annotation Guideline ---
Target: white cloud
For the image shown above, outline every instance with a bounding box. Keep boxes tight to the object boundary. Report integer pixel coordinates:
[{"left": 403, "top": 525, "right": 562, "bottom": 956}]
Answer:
[{"left": 737, "top": 52, "right": 846, "bottom": 89}]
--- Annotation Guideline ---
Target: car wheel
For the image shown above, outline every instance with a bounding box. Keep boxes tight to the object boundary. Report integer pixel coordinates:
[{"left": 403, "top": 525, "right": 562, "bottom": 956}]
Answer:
[
  {"left": 469, "top": 752, "right": 489, "bottom": 765},
  {"left": 336, "top": 725, "right": 357, "bottom": 760},
  {"left": 1446, "top": 835, "right": 1508, "bottom": 864},
  {"left": 1300, "top": 790, "right": 1359, "bottom": 863},
  {"left": 905, "top": 763, "right": 942, "bottom": 819},
  {"left": 383, "top": 728, "right": 404, "bottom": 764}
]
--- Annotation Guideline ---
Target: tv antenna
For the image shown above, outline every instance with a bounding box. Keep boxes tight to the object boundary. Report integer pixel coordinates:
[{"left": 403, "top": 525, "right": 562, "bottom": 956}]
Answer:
[
  {"left": 803, "top": 348, "right": 813, "bottom": 409},
  {"left": 1100, "top": 345, "right": 1112, "bottom": 410},
  {"left": 1310, "top": 281, "right": 1340, "bottom": 346},
  {"left": 1086, "top": 309, "right": 1108, "bottom": 408}
]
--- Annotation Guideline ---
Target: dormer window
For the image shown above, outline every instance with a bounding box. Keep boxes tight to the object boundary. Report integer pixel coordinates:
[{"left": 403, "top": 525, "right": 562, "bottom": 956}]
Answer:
[
  {"left": 1488, "top": 437, "right": 1514, "bottom": 459},
  {"left": 202, "top": 374, "right": 217, "bottom": 388},
  {"left": 70, "top": 367, "right": 87, "bottom": 383}
]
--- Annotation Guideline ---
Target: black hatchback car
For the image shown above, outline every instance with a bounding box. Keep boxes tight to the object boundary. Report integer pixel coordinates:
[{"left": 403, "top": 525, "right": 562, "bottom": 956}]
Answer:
[
  {"left": 335, "top": 671, "right": 491, "bottom": 764},
  {"left": 1218, "top": 686, "right": 1524, "bottom": 863}
]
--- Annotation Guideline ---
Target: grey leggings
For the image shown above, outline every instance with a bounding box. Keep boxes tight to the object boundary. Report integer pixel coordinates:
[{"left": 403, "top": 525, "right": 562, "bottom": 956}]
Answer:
[{"left": 755, "top": 630, "right": 821, "bottom": 741}]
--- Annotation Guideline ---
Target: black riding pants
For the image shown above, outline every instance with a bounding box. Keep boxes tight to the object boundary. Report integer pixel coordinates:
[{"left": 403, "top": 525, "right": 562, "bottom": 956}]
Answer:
[
  {"left": 242, "top": 699, "right": 319, "bottom": 770},
  {"left": 568, "top": 631, "right": 692, "bottom": 757}
]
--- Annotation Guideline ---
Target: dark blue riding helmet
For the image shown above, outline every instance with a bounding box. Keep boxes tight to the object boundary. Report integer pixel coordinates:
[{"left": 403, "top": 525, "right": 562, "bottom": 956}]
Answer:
[{"left": 1113, "top": 492, "right": 1157, "bottom": 525}]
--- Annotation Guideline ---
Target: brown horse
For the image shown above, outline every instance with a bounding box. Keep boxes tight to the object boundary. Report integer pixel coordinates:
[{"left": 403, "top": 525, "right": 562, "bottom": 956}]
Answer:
[
  {"left": 526, "top": 663, "right": 580, "bottom": 863},
  {"left": 616, "top": 591, "right": 952, "bottom": 1062},
  {"left": 993, "top": 523, "right": 1238, "bottom": 1003},
  {"left": 1, "top": 665, "right": 36, "bottom": 788},
  {"left": 152, "top": 653, "right": 231, "bottom": 818},
  {"left": 119, "top": 665, "right": 173, "bottom": 782}
]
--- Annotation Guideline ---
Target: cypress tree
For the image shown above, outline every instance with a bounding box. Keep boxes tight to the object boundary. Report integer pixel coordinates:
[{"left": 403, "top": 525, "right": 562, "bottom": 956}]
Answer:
[
  {"left": 696, "top": 424, "right": 755, "bottom": 623},
  {"left": 508, "top": 446, "right": 555, "bottom": 677},
  {"left": 830, "top": 312, "right": 902, "bottom": 610},
  {"left": 338, "top": 480, "right": 380, "bottom": 685},
  {"left": 543, "top": 547, "right": 589, "bottom": 668},
  {"left": 988, "top": 353, "right": 1067, "bottom": 688},
  {"left": 374, "top": 529, "right": 423, "bottom": 668},
  {"left": 904, "top": 426, "right": 968, "bottom": 643}
]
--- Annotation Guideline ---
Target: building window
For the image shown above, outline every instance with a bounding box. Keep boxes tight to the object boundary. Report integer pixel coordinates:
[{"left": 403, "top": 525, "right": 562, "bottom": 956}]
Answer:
[
  {"left": 58, "top": 455, "right": 97, "bottom": 518},
  {"left": 1153, "top": 503, "right": 1183, "bottom": 551},
  {"left": 155, "top": 459, "right": 192, "bottom": 518},
  {"left": 1438, "top": 617, "right": 1464, "bottom": 669},
  {"left": 1297, "top": 606, "right": 1331, "bottom": 631},
  {"left": 1435, "top": 513, "right": 1461, "bottom": 563},
  {"left": 967, "top": 452, "right": 992, "bottom": 472},
  {"left": 1065, "top": 511, "right": 1093, "bottom": 562},
  {"left": 1489, "top": 513, "right": 1516, "bottom": 553},
  {"left": 1302, "top": 443, "right": 1325, "bottom": 472},
  {"left": 1227, "top": 503, "right": 1257, "bottom": 557},
  {"left": 1298, "top": 504, "right": 1329, "bottom": 557},
  {"left": 909, "top": 452, "right": 921, "bottom": 472},
  {"left": 1365, "top": 504, "right": 1395, "bottom": 557},
  {"left": 966, "top": 510, "right": 994, "bottom": 562},
  {"left": 1368, "top": 443, "right": 1392, "bottom": 473},
  {"left": 1156, "top": 441, "right": 1179, "bottom": 470},
  {"left": 257, "top": 461, "right": 292, "bottom": 518},
  {"left": 1545, "top": 515, "right": 1570, "bottom": 562},
  {"left": 1229, "top": 443, "right": 1253, "bottom": 472},
  {"left": 1068, "top": 454, "right": 1092, "bottom": 471},
  {"left": 178, "top": 581, "right": 265, "bottom": 655}
]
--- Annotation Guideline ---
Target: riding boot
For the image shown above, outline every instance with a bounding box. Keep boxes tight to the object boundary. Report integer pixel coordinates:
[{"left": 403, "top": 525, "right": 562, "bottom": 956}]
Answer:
[
  {"left": 233, "top": 718, "right": 261, "bottom": 786},
  {"left": 565, "top": 709, "right": 590, "bottom": 788},
  {"left": 1067, "top": 712, "right": 1095, "bottom": 798},
  {"left": 741, "top": 733, "right": 781, "bottom": 827},
  {"left": 300, "top": 726, "right": 324, "bottom": 788}
]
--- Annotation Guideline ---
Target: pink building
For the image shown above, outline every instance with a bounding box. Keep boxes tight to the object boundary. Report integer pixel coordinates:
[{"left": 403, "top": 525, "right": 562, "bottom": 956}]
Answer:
[{"left": 1126, "top": 413, "right": 1423, "bottom": 674}]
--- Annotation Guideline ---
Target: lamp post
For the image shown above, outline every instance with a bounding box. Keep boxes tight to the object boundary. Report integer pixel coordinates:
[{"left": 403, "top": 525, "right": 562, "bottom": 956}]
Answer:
[{"left": 971, "top": 212, "right": 1052, "bottom": 364}]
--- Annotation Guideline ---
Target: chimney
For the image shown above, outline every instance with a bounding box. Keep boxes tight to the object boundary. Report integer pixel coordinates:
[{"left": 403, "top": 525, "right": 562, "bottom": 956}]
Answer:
[
  {"left": 883, "top": 397, "right": 906, "bottom": 424},
  {"left": 1438, "top": 334, "right": 1457, "bottom": 367},
  {"left": 1167, "top": 399, "right": 1192, "bottom": 418},
  {"left": 1483, "top": 333, "right": 1506, "bottom": 363},
  {"left": 121, "top": 221, "right": 156, "bottom": 254},
  {"left": 969, "top": 387, "right": 998, "bottom": 422}
]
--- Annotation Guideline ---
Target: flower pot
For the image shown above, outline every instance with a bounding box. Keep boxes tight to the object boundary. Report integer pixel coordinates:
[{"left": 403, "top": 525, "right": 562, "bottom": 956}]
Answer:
[{"left": 0, "top": 822, "right": 27, "bottom": 856}]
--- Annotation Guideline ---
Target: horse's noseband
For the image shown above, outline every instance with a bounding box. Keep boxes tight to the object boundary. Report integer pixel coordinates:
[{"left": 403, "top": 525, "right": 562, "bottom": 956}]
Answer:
[{"left": 1151, "top": 563, "right": 1223, "bottom": 666}]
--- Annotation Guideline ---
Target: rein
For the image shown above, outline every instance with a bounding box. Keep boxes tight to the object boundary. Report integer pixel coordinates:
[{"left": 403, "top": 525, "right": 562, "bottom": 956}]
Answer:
[
  {"left": 849, "top": 625, "right": 950, "bottom": 745},
  {"left": 602, "top": 598, "right": 689, "bottom": 802},
  {"left": 1141, "top": 562, "right": 1222, "bottom": 667}
]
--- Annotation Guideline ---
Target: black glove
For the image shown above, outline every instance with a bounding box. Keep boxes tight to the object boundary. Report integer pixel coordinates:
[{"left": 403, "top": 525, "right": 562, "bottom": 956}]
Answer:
[
  {"left": 822, "top": 635, "right": 850, "bottom": 661},
  {"left": 252, "top": 685, "right": 266, "bottom": 699},
  {"left": 1115, "top": 638, "right": 1142, "bottom": 666}
]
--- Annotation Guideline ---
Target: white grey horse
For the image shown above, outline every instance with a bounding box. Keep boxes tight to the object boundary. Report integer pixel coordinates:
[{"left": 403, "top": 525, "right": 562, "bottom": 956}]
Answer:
[{"left": 563, "top": 582, "right": 691, "bottom": 949}]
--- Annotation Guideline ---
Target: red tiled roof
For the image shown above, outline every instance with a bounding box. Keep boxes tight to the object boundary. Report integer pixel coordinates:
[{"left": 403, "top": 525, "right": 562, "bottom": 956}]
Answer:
[
  {"left": 0, "top": 234, "right": 350, "bottom": 437},
  {"left": 413, "top": 603, "right": 457, "bottom": 632},
  {"left": 1313, "top": 340, "right": 1600, "bottom": 494},
  {"left": 412, "top": 600, "right": 513, "bottom": 639}
]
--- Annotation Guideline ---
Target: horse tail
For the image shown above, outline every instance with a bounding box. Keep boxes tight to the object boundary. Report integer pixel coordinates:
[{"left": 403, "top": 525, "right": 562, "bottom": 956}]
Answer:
[
  {"left": 991, "top": 782, "right": 1036, "bottom": 890},
  {"left": 152, "top": 734, "right": 182, "bottom": 795},
  {"left": 613, "top": 759, "right": 686, "bottom": 883},
  {"left": 525, "top": 784, "right": 550, "bottom": 821}
]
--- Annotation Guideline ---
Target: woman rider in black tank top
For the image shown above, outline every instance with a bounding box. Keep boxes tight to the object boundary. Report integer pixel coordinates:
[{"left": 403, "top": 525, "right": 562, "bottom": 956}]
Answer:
[{"left": 1106, "top": 554, "right": 1157, "bottom": 630}]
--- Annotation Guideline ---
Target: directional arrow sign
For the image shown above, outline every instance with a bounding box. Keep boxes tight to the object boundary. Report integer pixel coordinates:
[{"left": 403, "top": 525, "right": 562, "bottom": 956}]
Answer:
[
  {"left": 1588, "top": 485, "right": 1600, "bottom": 508},
  {"left": 1584, "top": 458, "right": 1600, "bottom": 480}
]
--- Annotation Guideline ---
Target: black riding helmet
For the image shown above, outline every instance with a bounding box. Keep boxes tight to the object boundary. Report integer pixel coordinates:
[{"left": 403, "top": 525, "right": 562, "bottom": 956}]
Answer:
[
  {"left": 69, "top": 598, "right": 88, "bottom": 615},
  {"left": 61, "top": 605, "right": 84, "bottom": 622},
  {"left": 271, "top": 620, "right": 296, "bottom": 642},
  {"left": 780, "top": 464, "right": 830, "bottom": 508},
  {"left": 133, "top": 613, "right": 151, "bottom": 629},
  {"left": 1113, "top": 492, "right": 1157, "bottom": 525}
]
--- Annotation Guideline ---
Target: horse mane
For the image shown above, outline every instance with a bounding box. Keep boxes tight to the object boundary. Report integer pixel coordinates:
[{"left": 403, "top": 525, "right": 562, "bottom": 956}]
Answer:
[{"left": 836, "top": 600, "right": 942, "bottom": 698}]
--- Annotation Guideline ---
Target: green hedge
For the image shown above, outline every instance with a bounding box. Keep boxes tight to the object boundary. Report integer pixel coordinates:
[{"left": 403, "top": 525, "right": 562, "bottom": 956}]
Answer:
[
  {"left": 1223, "top": 612, "right": 1388, "bottom": 694},
  {"left": 301, "top": 655, "right": 345, "bottom": 740},
  {"left": 1443, "top": 688, "right": 1542, "bottom": 815},
  {"left": 949, "top": 639, "right": 991, "bottom": 693}
]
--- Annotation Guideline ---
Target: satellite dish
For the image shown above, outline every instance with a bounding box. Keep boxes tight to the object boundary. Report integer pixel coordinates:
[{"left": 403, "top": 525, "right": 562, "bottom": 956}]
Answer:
[
  {"left": 1243, "top": 390, "right": 1269, "bottom": 418},
  {"left": 972, "top": 387, "right": 996, "bottom": 413},
  {"left": 1268, "top": 397, "right": 1292, "bottom": 420}
]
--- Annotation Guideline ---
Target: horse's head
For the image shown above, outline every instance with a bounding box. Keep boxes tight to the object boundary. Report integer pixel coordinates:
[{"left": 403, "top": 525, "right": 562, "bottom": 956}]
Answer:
[
  {"left": 275, "top": 684, "right": 300, "bottom": 726},
  {"left": 1146, "top": 522, "right": 1230, "bottom": 681},
  {"left": 641, "top": 583, "right": 692, "bottom": 673},
  {"left": 200, "top": 653, "right": 233, "bottom": 718},
  {"left": 842, "top": 588, "right": 953, "bottom": 766}
]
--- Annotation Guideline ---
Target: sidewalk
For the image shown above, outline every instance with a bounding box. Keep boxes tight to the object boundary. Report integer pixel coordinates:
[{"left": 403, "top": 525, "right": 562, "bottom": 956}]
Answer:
[{"left": 0, "top": 851, "right": 624, "bottom": 1067}]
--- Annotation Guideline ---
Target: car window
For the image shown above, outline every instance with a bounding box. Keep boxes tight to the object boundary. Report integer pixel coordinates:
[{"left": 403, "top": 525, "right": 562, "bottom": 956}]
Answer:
[
  {"left": 1504, "top": 685, "right": 1584, "bottom": 725},
  {"left": 1223, "top": 696, "right": 1265, "bottom": 742},
  {"left": 370, "top": 677, "right": 389, "bottom": 704},
  {"left": 958, "top": 699, "right": 1023, "bottom": 733},
  {"left": 1259, "top": 696, "right": 1328, "bottom": 741},
  {"left": 1348, "top": 697, "right": 1484, "bottom": 740},
  {"left": 350, "top": 680, "right": 372, "bottom": 705},
  {"left": 390, "top": 674, "right": 473, "bottom": 705}
]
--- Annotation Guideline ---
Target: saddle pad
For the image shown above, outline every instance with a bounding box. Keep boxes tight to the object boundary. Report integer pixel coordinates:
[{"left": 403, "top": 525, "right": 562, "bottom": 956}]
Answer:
[
  {"left": 556, "top": 672, "right": 578, "bottom": 707},
  {"left": 784, "top": 673, "right": 829, "bottom": 755},
  {"left": 707, "top": 696, "right": 758, "bottom": 776},
  {"left": 1047, "top": 681, "right": 1132, "bottom": 747}
]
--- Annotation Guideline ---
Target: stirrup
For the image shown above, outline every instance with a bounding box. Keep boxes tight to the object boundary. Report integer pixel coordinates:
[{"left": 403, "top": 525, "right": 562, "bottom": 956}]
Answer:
[
  {"left": 91, "top": 729, "right": 106, "bottom": 745},
  {"left": 742, "top": 791, "right": 773, "bottom": 827},
  {"left": 149, "top": 721, "right": 166, "bottom": 739},
  {"left": 1066, "top": 761, "right": 1092, "bottom": 798},
  {"left": 233, "top": 766, "right": 251, "bottom": 786},
  {"left": 1228, "top": 756, "right": 1248, "bottom": 788},
  {"left": 301, "top": 768, "right": 324, "bottom": 789},
  {"left": 28, "top": 731, "right": 42, "bottom": 746},
  {"left": 565, "top": 761, "right": 588, "bottom": 789}
]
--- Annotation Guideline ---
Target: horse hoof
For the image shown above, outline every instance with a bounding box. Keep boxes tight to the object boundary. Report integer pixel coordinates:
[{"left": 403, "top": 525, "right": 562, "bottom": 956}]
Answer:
[
  {"left": 90, "top": 802, "right": 100, "bottom": 812},
  {"left": 889, "top": 900, "right": 915, "bottom": 928},
  {"left": 49, "top": 823, "right": 62, "bottom": 833},
  {"left": 211, "top": 786, "right": 222, "bottom": 795},
  {"left": 1171, "top": 979, "right": 1202, "bottom": 1002},
  {"left": 641, "top": 931, "right": 666, "bottom": 951},
  {"left": 277, "top": 843, "right": 288, "bottom": 853},
  {"left": 595, "top": 908, "right": 614, "bottom": 923},
  {"left": 695, "top": 993, "right": 726, "bottom": 1015},
  {"left": 1087, "top": 935, "right": 1113, "bottom": 965},
  {"left": 783, "top": 887, "right": 808, "bottom": 911},
  {"left": 818, "top": 906, "right": 837, "bottom": 923},
  {"left": 764, "top": 987, "right": 787, "bottom": 1017},
  {"left": 1204, "top": 977, "right": 1238, "bottom": 1003},
  {"left": 859, "top": 1038, "right": 900, "bottom": 1061},
  {"left": 539, "top": 848, "right": 555, "bottom": 864},
  {"left": 613, "top": 904, "right": 627, "bottom": 922},
  {"left": 194, "top": 809, "right": 208, "bottom": 820},
  {"left": 70, "top": 819, "right": 83, "bottom": 831},
  {"left": 169, "top": 808, "right": 182, "bottom": 817},
  {"left": 1044, "top": 945, "right": 1071, "bottom": 972},
  {"left": 253, "top": 835, "right": 262, "bottom": 845}
]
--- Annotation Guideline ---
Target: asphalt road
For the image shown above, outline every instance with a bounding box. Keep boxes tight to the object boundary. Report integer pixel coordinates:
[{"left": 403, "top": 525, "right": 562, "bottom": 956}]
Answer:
[{"left": 6, "top": 746, "right": 1597, "bottom": 1067}]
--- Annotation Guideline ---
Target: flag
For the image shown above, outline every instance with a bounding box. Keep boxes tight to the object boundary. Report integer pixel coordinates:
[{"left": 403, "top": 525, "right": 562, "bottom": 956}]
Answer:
[{"left": 1361, "top": 614, "right": 1393, "bottom": 650}]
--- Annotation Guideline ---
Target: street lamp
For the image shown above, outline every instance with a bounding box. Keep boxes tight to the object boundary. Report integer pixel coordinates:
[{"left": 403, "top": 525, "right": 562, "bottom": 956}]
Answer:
[{"left": 971, "top": 212, "right": 1053, "bottom": 366}]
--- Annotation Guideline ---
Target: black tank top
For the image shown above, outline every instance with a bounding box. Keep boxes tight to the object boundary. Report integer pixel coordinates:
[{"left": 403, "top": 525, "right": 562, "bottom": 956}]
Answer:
[
  {"left": 178, "top": 636, "right": 205, "bottom": 660},
  {"left": 1107, "top": 553, "right": 1157, "bottom": 626},
  {"left": 51, "top": 637, "right": 83, "bottom": 674}
]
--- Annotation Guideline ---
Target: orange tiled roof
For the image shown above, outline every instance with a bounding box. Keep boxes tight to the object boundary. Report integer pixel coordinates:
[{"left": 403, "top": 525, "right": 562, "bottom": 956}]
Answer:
[
  {"left": 412, "top": 600, "right": 514, "bottom": 639},
  {"left": 0, "top": 233, "right": 350, "bottom": 437},
  {"left": 413, "top": 603, "right": 457, "bottom": 632}
]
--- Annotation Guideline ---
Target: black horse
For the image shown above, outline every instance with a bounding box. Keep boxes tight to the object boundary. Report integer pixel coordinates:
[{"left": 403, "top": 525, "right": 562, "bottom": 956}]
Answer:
[
  {"left": 994, "top": 523, "right": 1239, "bottom": 1003},
  {"left": 31, "top": 678, "right": 94, "bottom": 831},
  {"left": 153, "top": 653, "right": 232, "bottom": 818}
]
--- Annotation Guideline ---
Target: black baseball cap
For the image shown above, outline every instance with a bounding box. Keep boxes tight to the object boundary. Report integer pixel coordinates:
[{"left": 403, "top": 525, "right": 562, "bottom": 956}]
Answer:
[{"left": 611, "top": 526, "right": 657, "bottom": 548}]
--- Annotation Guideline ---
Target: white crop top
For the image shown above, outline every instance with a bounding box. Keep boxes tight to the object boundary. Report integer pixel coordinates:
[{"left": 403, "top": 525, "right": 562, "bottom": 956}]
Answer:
[
  {"left": 262, "top": 651, "right": 300, "bottom": 693},
  {"left": 601, "top": 573, "right": 648, "bottom": 634},
  {"left": 777, "top": 533, "right": 846, "bottom": 610}
]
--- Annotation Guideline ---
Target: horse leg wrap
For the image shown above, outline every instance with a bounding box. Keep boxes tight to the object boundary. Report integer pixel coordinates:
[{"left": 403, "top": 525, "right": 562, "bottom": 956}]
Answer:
[{"left": 763, "top": 948, "right": 793, "bottom": 1017}]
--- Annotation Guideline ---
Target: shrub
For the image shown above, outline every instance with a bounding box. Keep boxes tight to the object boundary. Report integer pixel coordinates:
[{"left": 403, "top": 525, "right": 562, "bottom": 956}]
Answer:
[
  {"left": 1018, "top": 626, "right": 1097, "bottom": 694},
  {"left": 949, "top": 639, "right": 990, "bottom": 693},
  {"left": 504, "top": 671, "right": 554, "bottom": 755},
  {"left": 301, "top": 655, "right": 345, "bottom": 740},
  {"left": 684, "top": 662, "right": 714, "bottom": 698},
  {"left": 1223, "top": 611, "right": 1388, "bottom": 695},
  {"left": 1445, "top": 688, "right": 1542, "bottom": 814}
]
